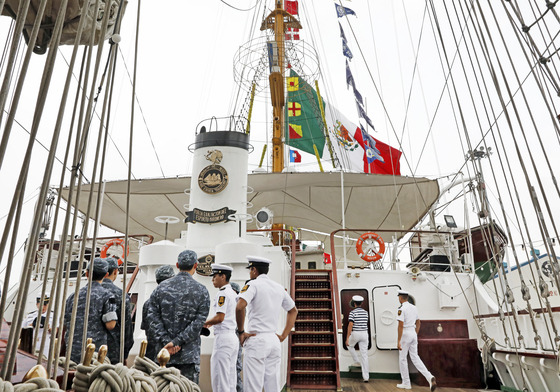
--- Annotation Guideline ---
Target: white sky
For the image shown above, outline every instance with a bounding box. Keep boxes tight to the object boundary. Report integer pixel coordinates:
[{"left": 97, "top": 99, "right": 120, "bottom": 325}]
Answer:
[{"left": 1, "top": 0, "right": 560, "bottom": 283}]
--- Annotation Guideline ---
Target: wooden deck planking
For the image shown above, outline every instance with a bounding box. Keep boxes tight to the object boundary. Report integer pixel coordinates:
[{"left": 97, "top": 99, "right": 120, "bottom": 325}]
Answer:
[{"left": 292, "top": 377, "right": 498, "bottom": 392}]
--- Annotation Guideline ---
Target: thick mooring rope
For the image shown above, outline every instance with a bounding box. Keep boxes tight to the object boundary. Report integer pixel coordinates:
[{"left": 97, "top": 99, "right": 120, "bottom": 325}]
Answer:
[
  {"left": 13, "top": 378, "right": 61, "bottom": 392},
  {"left": 151, "top": 368, "right": 200, "bottom": 392},
  {"left": 0, "top": 377, "right": 62, "bottom": 392}
]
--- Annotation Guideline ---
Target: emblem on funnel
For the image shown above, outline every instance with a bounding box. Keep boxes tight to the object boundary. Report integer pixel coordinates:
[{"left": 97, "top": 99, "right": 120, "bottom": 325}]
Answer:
[{"left": 199, "top": 149, "right": 228, "bottom": 194}]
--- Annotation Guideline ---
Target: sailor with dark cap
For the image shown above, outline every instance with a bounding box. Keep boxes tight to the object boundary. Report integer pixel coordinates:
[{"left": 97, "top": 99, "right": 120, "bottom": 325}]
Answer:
[
  {"left": 345, "top": 294, "right": 369, "bottom": 382},
  {"left": 22, "top": 294, "right": 54, "bottom": 355},
  {"left": 147, "top": 249, "right": 210, "bottom": 383},
  {"left": 396, "top": 290, "right": 437, "bottom": 391},
  {"left": 102, "top": 257, "right": 134, "bottom": 363},
  {"left": 203, "top": 264, "right": 237, "bottom": 392},
  {"left": 142, "top": 265, "right": 175, "bottom": 361},
  {"left": 236, "top": 256, "right": 298, "bottom": 392},
  {"left": 64, "top": 258, "right": 118, "bottom": 363}
]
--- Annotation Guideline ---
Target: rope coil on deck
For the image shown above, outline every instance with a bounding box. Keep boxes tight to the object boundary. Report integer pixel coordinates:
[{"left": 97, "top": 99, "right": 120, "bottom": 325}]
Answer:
[
  {"left": 0, "top": 380, "right": 14, "bottom": 392},
  {"left": 151, "top": 367, "right": 200, "bottom": 392},
  {"left": 132, "top": 355, "right": 158, "bottom": 376},
  {"left": 89, "top": 364, "right": 135, "bottom": 392},
  {"left": 12, "top": 378, "right": 61, "bottom": 392}
]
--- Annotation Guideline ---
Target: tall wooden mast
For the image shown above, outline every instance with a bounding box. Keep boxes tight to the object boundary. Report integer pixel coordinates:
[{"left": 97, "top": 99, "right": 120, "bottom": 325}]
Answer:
[{"left": 261, "top": 0, "right": 301, "bottom": 173}]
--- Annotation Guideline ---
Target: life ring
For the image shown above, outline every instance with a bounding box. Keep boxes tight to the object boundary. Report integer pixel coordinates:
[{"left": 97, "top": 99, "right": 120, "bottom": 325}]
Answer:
[
  {"left": 356, "top": 232, "right": 385, "bottom": 262},
  {"left": 100, "top": 238, "right": 130, "bottom": 265}
]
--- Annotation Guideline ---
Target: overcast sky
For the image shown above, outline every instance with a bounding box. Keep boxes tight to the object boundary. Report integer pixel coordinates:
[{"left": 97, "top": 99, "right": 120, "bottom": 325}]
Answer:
[{"left": 1, "top": 0, "right": 559, "bottom": 285}]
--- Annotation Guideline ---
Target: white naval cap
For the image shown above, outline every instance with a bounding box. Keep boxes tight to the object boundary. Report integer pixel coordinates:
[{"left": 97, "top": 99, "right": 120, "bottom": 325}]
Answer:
[
  {"left": 210, "top": 264, "right": 233, "bottom": 276},
  {"left": 397, "top": 290, "right": 409, "bottom": 296},
  {"left": 352, "top": 295, "right": 364, "bottom": 302},
  {"left": 246, "top": 255, "right": 272, "bottom": 268}
]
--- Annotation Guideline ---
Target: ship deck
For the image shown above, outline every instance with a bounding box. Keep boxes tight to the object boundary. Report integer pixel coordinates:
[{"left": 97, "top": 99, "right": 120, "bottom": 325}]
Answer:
[{"left": 297, "top": 378, "right": 498, "bottom": 391}]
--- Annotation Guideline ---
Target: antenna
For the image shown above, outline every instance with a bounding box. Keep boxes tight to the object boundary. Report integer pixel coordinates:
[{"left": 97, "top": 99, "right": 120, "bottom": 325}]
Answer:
[{"left": 154, "top": 216, "right": 180, "bottom": 241}]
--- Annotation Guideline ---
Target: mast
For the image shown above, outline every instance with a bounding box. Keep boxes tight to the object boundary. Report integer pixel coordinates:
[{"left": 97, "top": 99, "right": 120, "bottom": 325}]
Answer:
[{"left": 261, "top": 0, "right": 301, "bottom": 173}]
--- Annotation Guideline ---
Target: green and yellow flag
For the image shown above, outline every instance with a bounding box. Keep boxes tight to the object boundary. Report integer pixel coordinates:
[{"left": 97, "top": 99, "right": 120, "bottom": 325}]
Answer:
[{"left": 285, "top": 69, "right": 326, "bottom": 156}]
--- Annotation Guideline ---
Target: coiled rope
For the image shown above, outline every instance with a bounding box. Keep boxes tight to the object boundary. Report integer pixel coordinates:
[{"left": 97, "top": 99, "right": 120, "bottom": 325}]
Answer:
[
  {"left": 134, "top": 343, "right": 200, "bottom": 392},
  {"left": 0, "top": 365, "right": 63, "bottom": 392},
  {"left": 73, "top": 343, "right": 156, "bottom": 392},
  {"left": 151, "top": 368, "right": 200, "bottom": 392}
]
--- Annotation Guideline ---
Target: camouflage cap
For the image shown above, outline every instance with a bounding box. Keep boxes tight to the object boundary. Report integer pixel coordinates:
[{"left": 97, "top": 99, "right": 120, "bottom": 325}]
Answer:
[
  {"left": 155, "top": 265, "right": 175, "bottom": 284},
  {"left": 177, "top": 250, "right": 198, "bottom": 270},
  {"left": 106, "top": 257, "right": 119, "bottom": 272},
  {"left": 89, "top": 257, "right": 108, "bottom": 275},
  {"left": 230, "top": 281, "right": 240, "bottom": 294}
]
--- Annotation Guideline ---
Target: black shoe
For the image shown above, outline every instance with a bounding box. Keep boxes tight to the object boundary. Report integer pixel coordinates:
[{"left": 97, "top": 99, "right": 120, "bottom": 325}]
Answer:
[
  {"left": 363, "top": 380, "right": 369, "bottom": 383},
  {"left": 430, "top": 376, "right": 437, "bottom": 391}
]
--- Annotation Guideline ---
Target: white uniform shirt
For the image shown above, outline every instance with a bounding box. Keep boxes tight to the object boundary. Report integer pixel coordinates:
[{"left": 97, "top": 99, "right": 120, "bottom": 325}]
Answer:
[
  {"left": 212, "top": 283, "right": 237, "bottom": 332},
  {"left": 22, "top": 309, "right": 54, "bottom": 351},
  {"left": 238, "top": 274, "right": 295, "bottom": 333},
  {"left": 396, "top": 301, "right": 418, "bottom": 328}
]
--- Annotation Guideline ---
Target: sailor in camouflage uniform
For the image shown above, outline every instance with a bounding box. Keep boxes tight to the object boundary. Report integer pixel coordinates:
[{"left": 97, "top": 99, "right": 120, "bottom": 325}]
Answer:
[
  {"left": 141, "top": 265, "right": 175, "bottom": 361},
  {"left": 102, "top": 257, "right": 134, "bottom": 364},
  {"left": 64, "top": 258, "right": 118, "bottom": 363},
  {"left": 147, "top": 250, "right": 210, "bottom": 383}
]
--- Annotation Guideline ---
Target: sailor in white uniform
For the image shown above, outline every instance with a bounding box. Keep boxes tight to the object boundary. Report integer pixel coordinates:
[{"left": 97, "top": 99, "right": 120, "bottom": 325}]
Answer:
[
  {"left": 22, "top": 295, "right": 54, "bottom": 355},
  {"left": 235, "top": 256, "right": 298, "bottom": 392},
  {"left": 345, "top": 295, "right": 369, "bottom": 382},
  {"left": 203, "top": 264, "right": 238, "bottom": 392},
  {"left": 396, "top": 290, "right": 437, "bottom": 391}
]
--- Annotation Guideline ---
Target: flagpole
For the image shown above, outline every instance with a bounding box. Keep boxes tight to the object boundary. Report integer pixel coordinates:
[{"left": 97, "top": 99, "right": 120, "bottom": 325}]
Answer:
[
  {"left": 340, "top": 169, "right": 347, "bottom": 268},
  {"left": 262, "top": 0, "right": 301, "bottom": 173}
]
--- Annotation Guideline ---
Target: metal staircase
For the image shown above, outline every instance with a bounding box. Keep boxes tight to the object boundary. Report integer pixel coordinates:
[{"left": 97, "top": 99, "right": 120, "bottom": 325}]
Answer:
[{"left": 288, "top": 270, "right": 341, "bottom": 390}]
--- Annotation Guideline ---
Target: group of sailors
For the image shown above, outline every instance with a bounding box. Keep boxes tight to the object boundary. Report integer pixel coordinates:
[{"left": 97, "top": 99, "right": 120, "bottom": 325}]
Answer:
[
  {"left": 23, "top": 250, "right": 437, "bottom": 391},
  {"left": 24, "top": 250, "right": 297, "bottom": 392},
  {"left": 345, "top": 291, "right": 437, "bottom": 391},
  {"left": 24, "top": 257, "right": 134, "bottom": 365},
  {"left": 140, "top": 250, "right": 297, "bottom": 392}
]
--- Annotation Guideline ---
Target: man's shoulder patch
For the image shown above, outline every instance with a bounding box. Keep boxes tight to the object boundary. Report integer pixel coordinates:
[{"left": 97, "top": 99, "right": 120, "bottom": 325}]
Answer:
[
  {"left": 218, "top": 296, "right": 225, "bottom": 307},
  {"left": 398, "top": 310, "right": 402, "bottom": 316},
  {"left": 240, "top": 284, "right": 250, "bottom": 293}
]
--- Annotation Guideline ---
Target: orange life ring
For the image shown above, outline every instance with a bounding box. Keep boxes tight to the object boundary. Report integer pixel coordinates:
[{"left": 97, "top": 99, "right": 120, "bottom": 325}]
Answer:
[
  {"left": 100, "top": 238, "right": 130, "bottom": 265},
  {"left": 356, "top": 232, "right": 385, "bottom": 262}
]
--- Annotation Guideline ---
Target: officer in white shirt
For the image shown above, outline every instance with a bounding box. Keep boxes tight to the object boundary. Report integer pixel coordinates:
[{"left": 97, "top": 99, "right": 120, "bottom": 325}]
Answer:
[
  {"left": 204, "top": 264, "right": 238, "bottom": 392},
  {"left": 396, "top": 290, "right": 437, "bottom": 391},
  {"left": 22, "top": 295, "right": 54, "bottom": 356},
  {"left": 235, "top": 256, "right": 298, "bottom": 392}
]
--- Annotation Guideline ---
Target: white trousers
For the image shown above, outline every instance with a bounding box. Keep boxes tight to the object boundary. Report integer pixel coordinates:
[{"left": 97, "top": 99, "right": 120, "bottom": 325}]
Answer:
[
  {"left": 348, "top": 330, "right": 369, "bottom": 381},
  {"left": 399, "top": 328, "right": 433, "bottom": 385},
  {"left": 243, "top": 333, "right": 281, "bottom": 392},
  {"left": 211, "top": 331, "right": 238, "bottom": 392}
]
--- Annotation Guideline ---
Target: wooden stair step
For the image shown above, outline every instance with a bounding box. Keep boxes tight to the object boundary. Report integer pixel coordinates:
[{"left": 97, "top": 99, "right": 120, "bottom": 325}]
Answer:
[
  {"left": 292, "top": 356, "right": 336, "bottom": 360},
  {"left": 291, "top": 370, "right": 336, "bottom": 374},
  {"left": 293, "top": 331, "right": 334, "bottom": 334},
  {"left": 288, "top": 385, "right": 336, "bottom": 391},
  {"left": 295, "top": 298, "right": 331, "bottom": 301}
]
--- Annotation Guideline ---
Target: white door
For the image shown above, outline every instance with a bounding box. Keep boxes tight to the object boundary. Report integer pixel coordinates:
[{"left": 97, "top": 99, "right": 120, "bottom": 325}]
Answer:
[{"left": 372, "top": 285, "right": 401, "bottom": 349}]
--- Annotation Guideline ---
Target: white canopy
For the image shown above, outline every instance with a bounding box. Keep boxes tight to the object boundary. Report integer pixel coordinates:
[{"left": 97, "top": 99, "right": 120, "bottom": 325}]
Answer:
[{"left": 60, "top": 172, "right": 439, "bottom": 243}]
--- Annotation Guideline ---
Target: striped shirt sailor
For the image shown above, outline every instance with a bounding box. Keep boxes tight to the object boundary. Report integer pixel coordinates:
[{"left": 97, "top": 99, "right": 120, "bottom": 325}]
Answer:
[{"left": 348, "top": 307, "right": 369, "bottom": 331}]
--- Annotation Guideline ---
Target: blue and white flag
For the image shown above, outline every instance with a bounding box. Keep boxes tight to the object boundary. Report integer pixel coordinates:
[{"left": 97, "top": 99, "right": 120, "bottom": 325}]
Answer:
[
  {"left": 357, "top": 104, "right": 375, "bottom": 130},
  {"left": 339, "top": 22, "right": 347, "bottom": 41},
  {"left": 346, "top": 60, "right": 355, "bottom": 89},
  {"left": 342, "top": 39, "right": 353, "bottom": 60},
  {"left": 353, "top": 86, "right": 363, "bottom": 106},
  {"left": 335, "top": 3, "right": 357, "bottom": 18}
]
